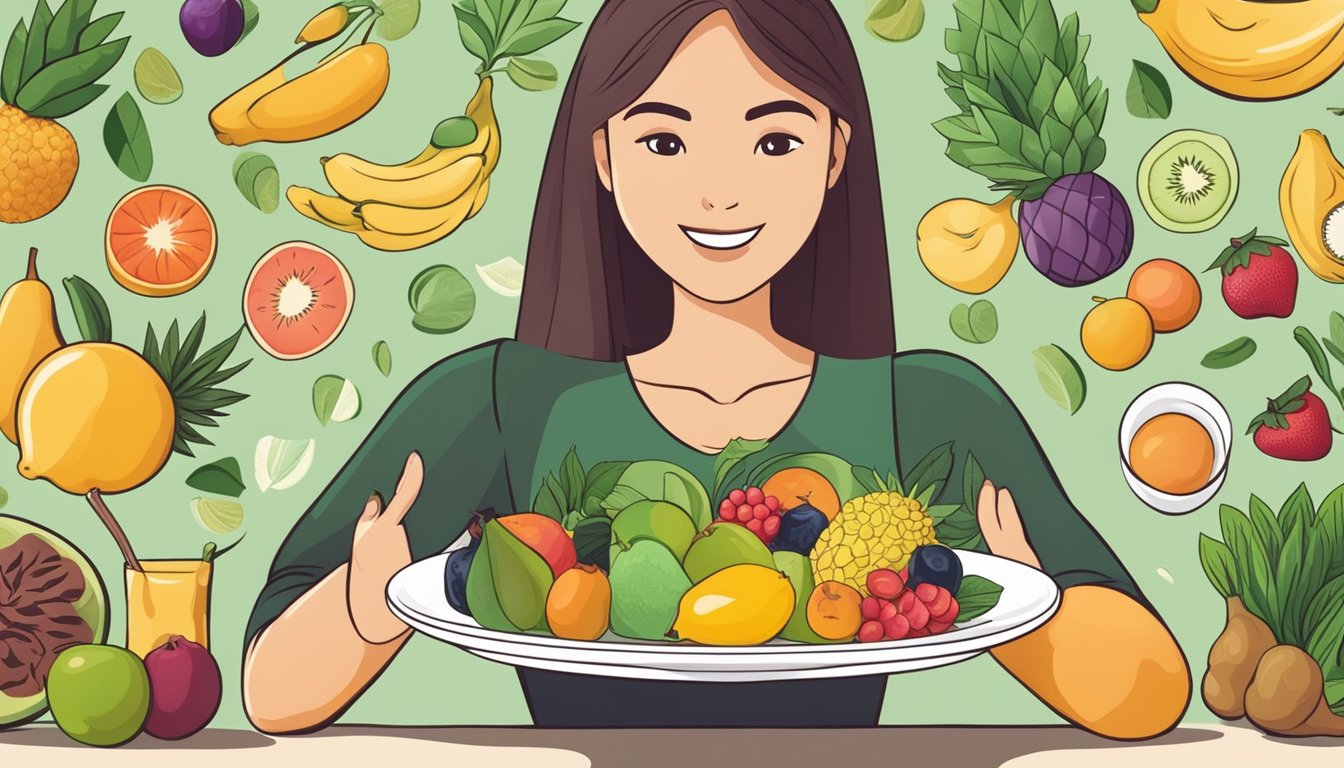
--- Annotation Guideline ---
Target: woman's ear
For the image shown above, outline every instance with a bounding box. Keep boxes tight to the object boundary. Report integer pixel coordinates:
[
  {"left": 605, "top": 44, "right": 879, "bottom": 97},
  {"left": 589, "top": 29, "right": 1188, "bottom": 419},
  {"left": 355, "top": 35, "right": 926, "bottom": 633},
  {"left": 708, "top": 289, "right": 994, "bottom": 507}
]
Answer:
[
  {"left": 828, "top": 118, "right": 851, "bottom": 189},
  {"left": 593, "top": 127, "right": 613, "bottom": 192}
]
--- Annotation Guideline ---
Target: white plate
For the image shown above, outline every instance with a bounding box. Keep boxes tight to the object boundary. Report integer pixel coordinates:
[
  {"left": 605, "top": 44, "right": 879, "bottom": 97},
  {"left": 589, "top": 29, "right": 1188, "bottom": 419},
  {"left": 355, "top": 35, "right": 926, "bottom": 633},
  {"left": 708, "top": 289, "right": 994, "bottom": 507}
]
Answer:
[
  {"left": 388, "top": 537, "right": 1061, "bottom": 683},
  {"left": 1118, "top": 382, "right": 1232, "bottom": 515}
]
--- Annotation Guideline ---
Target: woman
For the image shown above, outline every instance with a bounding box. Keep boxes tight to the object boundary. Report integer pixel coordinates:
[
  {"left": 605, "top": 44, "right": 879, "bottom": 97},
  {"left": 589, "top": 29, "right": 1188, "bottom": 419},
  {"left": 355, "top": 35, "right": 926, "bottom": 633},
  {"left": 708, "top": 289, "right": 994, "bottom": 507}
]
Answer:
[{"left": 243, "top": 0, "right": 1190, "bottom": 736}]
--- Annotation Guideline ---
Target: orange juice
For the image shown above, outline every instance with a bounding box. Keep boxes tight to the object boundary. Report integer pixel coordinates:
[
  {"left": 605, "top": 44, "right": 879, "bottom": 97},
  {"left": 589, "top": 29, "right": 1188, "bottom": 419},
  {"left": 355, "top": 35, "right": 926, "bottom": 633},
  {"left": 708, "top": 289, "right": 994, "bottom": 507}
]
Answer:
[
  {"left": 125, "top": 559, "right": 212, "bottom": 658},
  {"left": 1129, "top": 413, "right": 1214, "bottom": 495}
]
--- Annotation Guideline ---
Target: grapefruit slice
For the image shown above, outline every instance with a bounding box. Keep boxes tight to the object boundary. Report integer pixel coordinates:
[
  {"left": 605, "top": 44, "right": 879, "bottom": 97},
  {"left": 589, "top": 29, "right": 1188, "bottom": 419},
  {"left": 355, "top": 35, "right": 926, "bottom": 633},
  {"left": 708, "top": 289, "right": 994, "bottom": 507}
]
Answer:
[
  {"left": 243, "top": 242, "right": 354, "bottom": 360},
  {"left": 105, "top": 185, "right": 217, "bottom": 297}
]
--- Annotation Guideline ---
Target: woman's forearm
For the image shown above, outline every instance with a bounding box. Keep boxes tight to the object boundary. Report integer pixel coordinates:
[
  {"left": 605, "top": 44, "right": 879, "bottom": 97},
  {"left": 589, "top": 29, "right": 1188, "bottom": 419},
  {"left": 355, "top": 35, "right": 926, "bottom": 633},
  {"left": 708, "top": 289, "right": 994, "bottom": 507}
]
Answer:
[
  {"left": 990, "top": 585, "right": 1191, "bottom": 740},
  {"left": 242, "top": 564, "right": 410, "bottom": 734}
]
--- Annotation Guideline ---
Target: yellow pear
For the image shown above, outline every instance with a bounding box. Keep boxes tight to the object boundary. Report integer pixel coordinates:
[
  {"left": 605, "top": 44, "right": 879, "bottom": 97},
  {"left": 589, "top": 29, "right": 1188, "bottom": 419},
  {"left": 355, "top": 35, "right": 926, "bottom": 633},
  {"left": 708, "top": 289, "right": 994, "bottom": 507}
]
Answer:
[
  {"left": 917, "top": 197, "right": 1018, "bottom": 294},
  {"left": 0, "top": 248, "right": 64, "bottom": 444},
  {"left": 1280, "top": 129, "right": 1344, "bottom": 283}
]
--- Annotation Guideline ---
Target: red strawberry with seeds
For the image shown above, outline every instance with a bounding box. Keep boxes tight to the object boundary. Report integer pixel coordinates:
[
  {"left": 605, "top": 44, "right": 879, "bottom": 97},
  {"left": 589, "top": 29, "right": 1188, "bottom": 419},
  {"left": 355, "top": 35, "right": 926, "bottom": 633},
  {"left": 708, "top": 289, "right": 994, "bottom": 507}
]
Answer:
[
  {"left": 1205, "top": 228, "right": 1298, "bottom": 319},
  {"left": 1248, "top": 377, "right": 1333, "bottom": 461}
]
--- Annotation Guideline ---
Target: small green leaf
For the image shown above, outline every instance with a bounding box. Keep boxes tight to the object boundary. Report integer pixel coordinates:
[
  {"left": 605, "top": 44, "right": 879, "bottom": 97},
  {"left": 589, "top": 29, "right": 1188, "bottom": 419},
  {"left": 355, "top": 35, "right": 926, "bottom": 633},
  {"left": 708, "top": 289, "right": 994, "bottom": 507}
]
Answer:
[
  {"left": 429, "top": 115, "right": 478, "bottom": 149},
  {"left": 500, "top": 17, "right": 579, "bottom": 58},
  {"left": 185, "top": 457, "right": 247, "bottom": 497},
  {"left": 372, "top": 340, "right": 392, "bottom": 376},
  {"left": 954, "top": 575, "right": 1004, "bottom": 622},
  {"left": 232, "top": 152, "right": 279, "bottom": 213},
  {"left": 313, "top": 375, "right": 361, "bottom": 425},
  {"left": 408, "top": 265, "right": 476, "bottom": 334},
  {"left": 1331, "top": 311, "right": 1344, "bottom": 353},
  {"left": 1032, "top": 344, "right": 1086, "bottom": 415},
  {"left": 454, "top": 5, "right": 491, "bottom": 63},
  {"left": 1201, "top": 337, "right": 1256, "bottom": 369},
  {"left": 239, "top": 0, "right": 260, "bottom": 42},
  {"left": 506, "top": 56, "right": 557, "bottom": 91},
  {"left": 1198, "top": 533, "right": 1236, "bottom": 598},
  {"left": 0, "top": 486, "right": 7, "bottom": 509},
  {"left": 1295, "top": 326, "right": 1338, "bottom": 397},
  {"left": 866, "top": 0, "right": 923, "bottom": 43},
  {"left": 62, "top": 275, "right": 112, "bottom": 342},
  {"left": 901, "top": 442, "right": 955, "bottom": 503},
  {"left": 1126, "top": 60, "right": 1172, "bottom": 119},
  {"left": 133, "top": 47, "right": 182, "bottom": 105},
  {"left": 375, "top": 0, "right": 420, "bottom": 40},
  {"left": 949, "top": 300, "right": 997, "bottom": 344},
  {"left": 712, "top": 438, "right": 770, "bottom": 501},
  {"left": 103, "top": 92, "right": 152, "bottom": 182},
  {"left": 18, "top": 36, "right": 128, "bottom": 117}
]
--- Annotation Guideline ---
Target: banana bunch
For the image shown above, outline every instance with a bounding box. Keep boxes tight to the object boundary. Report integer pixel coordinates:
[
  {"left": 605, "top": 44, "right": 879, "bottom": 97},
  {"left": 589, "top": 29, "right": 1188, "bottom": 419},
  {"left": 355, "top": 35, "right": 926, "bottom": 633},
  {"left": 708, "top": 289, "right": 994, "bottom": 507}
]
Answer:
[
  {"left": 288, "top": 77, "right": 500, "bottom": 252},
  {"left": 210, "top": 3, "right": 392, "bottom": 146},
  {"left": 1136, "top": 0, "right": 1344, "bottom": 101}
]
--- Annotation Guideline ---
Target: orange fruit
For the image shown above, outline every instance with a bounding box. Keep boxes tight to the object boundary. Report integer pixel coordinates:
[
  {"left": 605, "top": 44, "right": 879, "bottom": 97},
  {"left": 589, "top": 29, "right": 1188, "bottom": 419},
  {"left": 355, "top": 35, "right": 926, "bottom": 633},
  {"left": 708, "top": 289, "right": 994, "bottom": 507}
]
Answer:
[
  {"left": 1126, "top": 259, "right": 1201, "bottom": 333},
  {"left": 546, "top": 564, "right": 611, "bottom": 641},
  {"left": 806, "top": 580, "right": 862, "bottom": 641},
  {"left": 1129, "top": 413, "right": 1214, "bottom": 495},
  {"left": 105, "top": 185, "right": 217, "bottom": 297},
  {"left": 762, "top": 467, "right": 841, "bottom": 520},
  {"left": 1080, "top": 297, "right": 1154, "bottom": 371}
]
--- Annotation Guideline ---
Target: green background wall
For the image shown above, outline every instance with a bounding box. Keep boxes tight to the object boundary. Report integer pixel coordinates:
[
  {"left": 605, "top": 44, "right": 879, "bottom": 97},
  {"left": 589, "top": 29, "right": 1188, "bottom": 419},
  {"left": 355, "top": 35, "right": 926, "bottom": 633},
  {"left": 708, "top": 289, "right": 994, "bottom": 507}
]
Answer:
[{"left": 3, "top": 0, "right": 1339, "bottom": 728}]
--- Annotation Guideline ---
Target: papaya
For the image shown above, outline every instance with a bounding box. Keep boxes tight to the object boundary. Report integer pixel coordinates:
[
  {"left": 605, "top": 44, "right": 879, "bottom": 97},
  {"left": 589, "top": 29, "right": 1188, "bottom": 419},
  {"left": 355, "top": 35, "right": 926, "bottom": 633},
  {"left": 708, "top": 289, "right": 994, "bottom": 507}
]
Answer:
[{"left": 1280, "top": 129, "right": 1344, "bottom": 283}]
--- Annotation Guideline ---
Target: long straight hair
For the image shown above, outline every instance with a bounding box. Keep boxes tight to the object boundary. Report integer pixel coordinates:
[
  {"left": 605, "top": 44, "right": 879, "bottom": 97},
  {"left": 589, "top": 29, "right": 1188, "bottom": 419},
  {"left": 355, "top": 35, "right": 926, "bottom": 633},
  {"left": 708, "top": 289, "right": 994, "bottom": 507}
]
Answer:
[{"left": 516, "top": 0, "right": 894, "bottom": 361}]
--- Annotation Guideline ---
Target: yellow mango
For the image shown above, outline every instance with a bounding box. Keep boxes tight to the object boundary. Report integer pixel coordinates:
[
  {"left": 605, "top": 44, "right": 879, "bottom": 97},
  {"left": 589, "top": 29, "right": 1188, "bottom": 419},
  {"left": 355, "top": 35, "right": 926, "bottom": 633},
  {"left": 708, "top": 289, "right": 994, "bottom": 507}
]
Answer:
[{"left": 917, "top": 196, "right": 1018, "bottom": 294}]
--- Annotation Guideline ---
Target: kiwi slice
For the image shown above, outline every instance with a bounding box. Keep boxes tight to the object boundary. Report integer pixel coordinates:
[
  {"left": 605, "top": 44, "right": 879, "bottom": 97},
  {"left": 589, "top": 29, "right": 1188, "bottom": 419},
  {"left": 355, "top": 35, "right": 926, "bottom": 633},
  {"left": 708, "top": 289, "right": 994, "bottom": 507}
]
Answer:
[{"left": 1137, "top": 129, "right": 1239, "bottom": 233}]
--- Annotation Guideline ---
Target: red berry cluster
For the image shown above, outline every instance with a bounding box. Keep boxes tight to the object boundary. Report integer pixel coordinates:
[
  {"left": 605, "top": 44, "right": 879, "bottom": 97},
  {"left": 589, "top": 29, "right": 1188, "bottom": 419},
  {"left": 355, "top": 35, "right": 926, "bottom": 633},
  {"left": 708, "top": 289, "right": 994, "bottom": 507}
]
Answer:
[
  {"left": 717, "top": 486, "right": 782, "bottom": 545},
  {"left": 856, "top": 568, "right": 958, "bottom": 643}
]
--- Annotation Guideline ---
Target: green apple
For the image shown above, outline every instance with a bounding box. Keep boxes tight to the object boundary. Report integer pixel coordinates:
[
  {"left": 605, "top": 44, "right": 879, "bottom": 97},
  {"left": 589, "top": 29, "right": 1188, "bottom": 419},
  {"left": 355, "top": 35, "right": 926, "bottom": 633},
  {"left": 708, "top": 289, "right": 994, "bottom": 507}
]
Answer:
[{"left": 47, "top": 644, "right": 150, "bottom": 747}]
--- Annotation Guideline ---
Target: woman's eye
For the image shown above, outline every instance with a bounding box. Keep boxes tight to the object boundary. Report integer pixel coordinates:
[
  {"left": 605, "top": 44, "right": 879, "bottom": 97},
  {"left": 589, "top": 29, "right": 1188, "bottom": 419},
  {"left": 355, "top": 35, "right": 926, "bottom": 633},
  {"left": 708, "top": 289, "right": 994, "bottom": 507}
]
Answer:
[
  {"left": 638, "top": 133, "right": 684, "bottom": 156},
  {"left": 756, "top": 133, "right": 802, "bottom": 156}
]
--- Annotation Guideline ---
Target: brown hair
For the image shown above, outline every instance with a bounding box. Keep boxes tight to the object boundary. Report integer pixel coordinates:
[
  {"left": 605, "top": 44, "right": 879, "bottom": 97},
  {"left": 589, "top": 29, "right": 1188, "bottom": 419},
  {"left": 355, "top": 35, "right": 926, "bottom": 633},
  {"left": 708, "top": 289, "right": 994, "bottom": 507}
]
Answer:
[{"left": 515, "top": 0, "right": 894, "bottom": 361}]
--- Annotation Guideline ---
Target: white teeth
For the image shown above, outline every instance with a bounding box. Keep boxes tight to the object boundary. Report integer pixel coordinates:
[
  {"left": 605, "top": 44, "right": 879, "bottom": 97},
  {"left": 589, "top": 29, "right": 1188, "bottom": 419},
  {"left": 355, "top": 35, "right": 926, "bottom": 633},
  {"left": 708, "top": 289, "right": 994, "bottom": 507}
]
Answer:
[{"left": 682, "top": 226, "right": 762, "bottom": 250}]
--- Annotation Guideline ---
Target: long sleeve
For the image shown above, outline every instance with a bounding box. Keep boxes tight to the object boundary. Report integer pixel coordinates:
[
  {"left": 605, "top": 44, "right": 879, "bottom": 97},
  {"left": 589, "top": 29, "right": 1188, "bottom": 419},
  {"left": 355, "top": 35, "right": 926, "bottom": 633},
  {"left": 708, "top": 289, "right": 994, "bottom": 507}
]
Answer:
[{"left": 243, "top": 340, "right": 512, "bottom": 652}]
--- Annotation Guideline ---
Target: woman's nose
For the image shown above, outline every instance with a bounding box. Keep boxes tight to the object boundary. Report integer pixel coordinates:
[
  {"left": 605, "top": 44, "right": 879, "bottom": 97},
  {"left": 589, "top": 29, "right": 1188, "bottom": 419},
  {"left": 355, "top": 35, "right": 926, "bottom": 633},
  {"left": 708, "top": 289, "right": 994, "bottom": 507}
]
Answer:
[{"left": 701, "top": 197, "right": 739, "bottom": 211}]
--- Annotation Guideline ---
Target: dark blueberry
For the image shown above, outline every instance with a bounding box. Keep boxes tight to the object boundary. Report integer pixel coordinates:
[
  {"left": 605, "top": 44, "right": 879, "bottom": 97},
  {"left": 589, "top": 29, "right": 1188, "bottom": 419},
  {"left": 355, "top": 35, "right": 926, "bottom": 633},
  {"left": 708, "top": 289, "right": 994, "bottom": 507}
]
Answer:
[
  {"left": 180, "top": 0, "right": 245, "bottom": 57},
  {"left": 907, "top": 544, "right": 963, "bottom": 594},
  {"left": 444, "top": 544, "right": 477, "bottom": 616},
  {"left": 769, "top": 503, "right": 829, "bottom": 555}
]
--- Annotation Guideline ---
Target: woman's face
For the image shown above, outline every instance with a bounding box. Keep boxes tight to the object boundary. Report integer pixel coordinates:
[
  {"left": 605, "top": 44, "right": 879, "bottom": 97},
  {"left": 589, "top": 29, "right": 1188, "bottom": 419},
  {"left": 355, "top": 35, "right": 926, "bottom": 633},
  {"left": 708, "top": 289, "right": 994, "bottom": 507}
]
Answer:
[{"left": 593, "top": 11, "right": 850, "bottom": 304}]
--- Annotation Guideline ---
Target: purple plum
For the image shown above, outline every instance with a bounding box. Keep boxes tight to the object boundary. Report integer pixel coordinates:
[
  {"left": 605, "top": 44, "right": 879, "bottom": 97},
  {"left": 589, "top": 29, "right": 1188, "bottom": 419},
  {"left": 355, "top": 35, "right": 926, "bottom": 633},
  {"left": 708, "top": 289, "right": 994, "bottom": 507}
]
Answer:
[
  {"left": 180, "top": 0, "right": 245, "bottom": 57},
  {"left": 143, "top": 636, "right": 222, "bottom": 740}
]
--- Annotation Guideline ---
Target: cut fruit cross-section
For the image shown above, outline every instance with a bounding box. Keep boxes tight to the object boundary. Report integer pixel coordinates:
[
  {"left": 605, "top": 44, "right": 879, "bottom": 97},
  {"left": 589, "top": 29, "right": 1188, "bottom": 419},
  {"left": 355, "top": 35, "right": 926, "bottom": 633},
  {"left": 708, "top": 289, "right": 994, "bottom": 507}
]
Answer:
[
  {"left": 243, "top": 242, "right": 354, "bottom": 360},
  {"left": 105, "top": 186, "right": 217, "bottom": 297}
]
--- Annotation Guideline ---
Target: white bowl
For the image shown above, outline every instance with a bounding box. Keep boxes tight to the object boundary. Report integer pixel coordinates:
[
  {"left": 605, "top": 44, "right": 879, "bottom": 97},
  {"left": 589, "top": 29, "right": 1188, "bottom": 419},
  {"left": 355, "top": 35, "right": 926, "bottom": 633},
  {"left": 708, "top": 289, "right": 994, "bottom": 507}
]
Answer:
[{"left": 1118, "top": 382, "right": 1232, "bottom": 515}]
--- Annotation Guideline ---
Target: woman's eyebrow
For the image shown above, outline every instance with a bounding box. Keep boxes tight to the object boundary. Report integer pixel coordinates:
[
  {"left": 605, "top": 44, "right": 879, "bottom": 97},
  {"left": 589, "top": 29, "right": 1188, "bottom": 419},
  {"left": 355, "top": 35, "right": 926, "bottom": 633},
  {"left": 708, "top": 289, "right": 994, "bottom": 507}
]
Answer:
[
  {"left": 745, "top": 100, "right": 816, "bottom": 121},
  {"left": 623, "top": 101, "right": 692, "bottom": 121}
]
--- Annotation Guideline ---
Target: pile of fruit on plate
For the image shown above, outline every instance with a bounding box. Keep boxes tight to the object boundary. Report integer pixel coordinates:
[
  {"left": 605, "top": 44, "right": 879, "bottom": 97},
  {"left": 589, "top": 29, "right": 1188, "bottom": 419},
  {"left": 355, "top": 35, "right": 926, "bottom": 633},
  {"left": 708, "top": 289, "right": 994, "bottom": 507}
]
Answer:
[{"left": 445, "top": 442, "right": 1004, "bottom": 646}]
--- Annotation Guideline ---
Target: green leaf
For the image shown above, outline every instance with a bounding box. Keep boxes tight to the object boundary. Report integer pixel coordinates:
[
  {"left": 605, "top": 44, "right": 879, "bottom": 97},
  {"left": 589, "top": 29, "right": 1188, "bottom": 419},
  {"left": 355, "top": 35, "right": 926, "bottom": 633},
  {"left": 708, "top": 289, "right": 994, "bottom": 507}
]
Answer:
[
  {"left": 505, "top": 56, "right": 557, "bottom": 91},
  {"left": 1307, "top": 602, "right": 1344, "bottom": 676},
  {"left": 560, "top": 446, "right": 585, "bottom": 513},
  {"left": 102, "top": 91, "right": 151, "bottom": 182},
  {"left": 192, "top": 497, "right": 244, "bottom": 534},
  {"left": 372, "top": 340, "right": 392, "bottom": 376},
  {"left": 1295, "top": 327, "right": 1337, "bottom": 395},
  {"left": 185, "top": 457, "right": 247, "bottom": 497},
  {"left": 62, "top": 275, "right": 111, "bottom": 342},
  {"left": 600, "top": 484, "right": 647, "bottom": 516},
  {"left": 232, "top": 152, "right": 279, "bottom": 213},
  {"left": 20, "top": 0, "right": 51, "bottom": 88},
  {"left": 454, "top": 5, "right": 491, "bottom": 63},
  {"left": 312, "top": 375, "right": 361, "bottom": 425},
  {"left": 1280, "top": 483, "right": 1315, "bottom": 538},
  {"left": 581, "top": 460, "right": 629, "bottom": 518},
  {"left": 30, "top": 80, "right": 105, "bottom": 118},
  {"left": 712, "top": 438, "right": 769, "bottom": 501},
  {"left": 1248, "top": 494, "right": 1283, "bottom": 568},
  {"left": 77, "top": 11, "right": 120, "bottom": 51},
  {"left": 866, "top": 0, "right": 923, "bottom": 43},
  {"left": 239, "top": 0, "right": 260, "bottom": 42},
  {"left": 17, "top": 36, "right": 127, "bottom": 117},
  {"left": 533, "top": 473, "right": 566, "bottom": 522},
  {"left": 572, "top": 516, "right": 610, "bottom": 570},
  {"left": 1, "top": 22, "right": 27, "bottom": 104},
  {"left": 133, "top": 47, "right": 181, "bottom": 105},
  {"left": 851, "top": 465, "right": 884, "bottom": 495},
  {"left": 408, "top": 265, "right": 476, "bottom": 334},
  {"left": 375, "top": 0, "right": 420, "bottom": 41},
  {"left": 1201, "top": 337, "right": 1256, "bottom": 369},
  {"left": 1125, "top": 60, "right": 1171, "bottom": 119},
  {"left": 1198, "top": 534, "right": 1236, "bottom": 598},
  {"left": 949, "top": 300, "right": 997, "bottom": 344},
  {"left": 954, "top": 575, "right": 1004, "bottom": 622},
  {"left": 1032, "top": 344, "right": 1086, "bottom": 415},
  {"left": 525, "top": 0, "right": 565, "bottom": 25},
  {"left": 1331, "top": 311, "right": 1344, "bottom": 353},
  {"left": 44, "top": 0, "right": 91, "bottom": 61},
  {"left": 960, "top": 451, "right": 986, "bottom": 509},
  {"left": 500, "top": 17, "right": 579, "bottom": 57},
  {"left": 902, "top": 442, "right": 954, "bottom": 504}
]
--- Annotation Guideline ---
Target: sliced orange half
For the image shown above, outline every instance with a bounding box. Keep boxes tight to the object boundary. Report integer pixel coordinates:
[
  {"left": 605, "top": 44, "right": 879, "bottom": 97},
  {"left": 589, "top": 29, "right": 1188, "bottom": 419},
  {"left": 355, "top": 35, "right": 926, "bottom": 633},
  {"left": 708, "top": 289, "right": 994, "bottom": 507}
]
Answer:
[{"left": 105, "top": 185, "right": 217, "bottom": 297}]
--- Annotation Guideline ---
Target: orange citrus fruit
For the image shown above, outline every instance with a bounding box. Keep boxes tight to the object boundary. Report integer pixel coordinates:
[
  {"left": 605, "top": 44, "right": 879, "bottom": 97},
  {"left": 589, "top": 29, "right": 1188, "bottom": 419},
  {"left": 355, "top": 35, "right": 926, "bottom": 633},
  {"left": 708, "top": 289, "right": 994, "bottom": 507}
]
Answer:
[
  {"left": 105, "top": 185, "right": 217, "bottom": 297},
  {"left": 1126, "top": 259, "right": 1201, "bottom": 333}
]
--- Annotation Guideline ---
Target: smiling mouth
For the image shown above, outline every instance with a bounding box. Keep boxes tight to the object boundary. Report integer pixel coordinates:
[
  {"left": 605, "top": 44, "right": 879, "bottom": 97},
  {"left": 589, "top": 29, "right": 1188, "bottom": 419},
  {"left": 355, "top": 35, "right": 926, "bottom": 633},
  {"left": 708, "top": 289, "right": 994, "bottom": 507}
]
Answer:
[{"left": 679, "top": 225, "right": 764, "bottom": 251}]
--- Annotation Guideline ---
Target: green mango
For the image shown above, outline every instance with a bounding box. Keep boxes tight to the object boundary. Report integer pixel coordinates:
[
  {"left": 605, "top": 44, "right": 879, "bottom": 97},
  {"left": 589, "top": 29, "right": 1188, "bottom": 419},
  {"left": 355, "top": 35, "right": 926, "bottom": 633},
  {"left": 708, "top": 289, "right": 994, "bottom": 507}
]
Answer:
[
  {"left": 772, "top": 551, "right": 843, "bottom": 644},
  {"left": 611, "top": 500, "right": 697, "bottom": 561},
  {"left": 682, "top": 522, "right": 774, "bottom": 584},
  {"left": 484, "top": 519, "right": 554, "bottom": 632},
  {"left": 602, "top": 461, "right": 712, "bottom": 531},
  {"left": 465, "top": 533, "right": 513, "bottom": 632},
  {"left": 609, "top": 540, "right": 690, "bottom": 641}
]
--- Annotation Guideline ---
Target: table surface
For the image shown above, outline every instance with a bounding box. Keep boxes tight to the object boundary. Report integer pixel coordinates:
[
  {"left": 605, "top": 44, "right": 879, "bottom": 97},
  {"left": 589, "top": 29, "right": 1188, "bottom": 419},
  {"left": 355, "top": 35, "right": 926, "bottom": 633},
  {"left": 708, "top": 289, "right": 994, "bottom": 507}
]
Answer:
[{"left": 1, "top": 724, "right": 1342, "bottom": 766}]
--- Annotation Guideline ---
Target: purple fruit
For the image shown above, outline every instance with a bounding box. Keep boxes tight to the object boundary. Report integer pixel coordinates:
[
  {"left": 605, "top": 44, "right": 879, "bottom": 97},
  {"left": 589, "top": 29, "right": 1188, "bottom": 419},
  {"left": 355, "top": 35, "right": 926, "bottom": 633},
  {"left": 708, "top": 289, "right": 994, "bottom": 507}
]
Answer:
[
  {"left": 1018, "top": 172, "right": 1134, "bottom": 288},
  {"left": 143, "top": 636, "right": 222, "bottom": 740},
  {"left": 180, "top": 0, "right": 245, "bottom": 57}
]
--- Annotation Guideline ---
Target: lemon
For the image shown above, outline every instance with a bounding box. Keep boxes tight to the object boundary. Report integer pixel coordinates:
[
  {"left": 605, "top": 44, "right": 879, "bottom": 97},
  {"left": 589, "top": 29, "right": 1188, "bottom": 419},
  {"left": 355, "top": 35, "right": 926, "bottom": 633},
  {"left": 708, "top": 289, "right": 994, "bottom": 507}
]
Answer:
[
  {"left": 810, "top": 491, "right": 938, "bottom": 594},
  {"left": 475, "top": 257, "right": 524, "bottom": 297},
  {"left": 670, "top": 564, "right": 794, "bottom": 646},
  {"left": 18, "top": 343, "right": 175, "bottom": 494},
  {"left": 191, "top": 497, "right": 244, "bottom": 534}
]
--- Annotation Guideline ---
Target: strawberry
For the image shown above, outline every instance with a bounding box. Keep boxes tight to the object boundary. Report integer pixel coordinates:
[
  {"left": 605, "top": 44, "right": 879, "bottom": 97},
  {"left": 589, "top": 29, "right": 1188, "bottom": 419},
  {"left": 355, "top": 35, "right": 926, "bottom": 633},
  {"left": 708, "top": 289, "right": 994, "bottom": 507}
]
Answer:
[
  {"left": 1206, "top": 228, "right": 1298, "bottom": 319},
  {"left": 1248, "top": 377, "right": 1333, "bottom": 461}
]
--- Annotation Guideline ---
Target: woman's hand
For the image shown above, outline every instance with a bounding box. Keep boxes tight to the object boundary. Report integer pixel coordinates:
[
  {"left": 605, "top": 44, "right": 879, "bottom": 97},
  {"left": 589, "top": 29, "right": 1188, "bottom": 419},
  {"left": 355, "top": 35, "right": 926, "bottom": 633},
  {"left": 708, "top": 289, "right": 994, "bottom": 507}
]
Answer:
[
  {"left": 347, "top": 451, "right": 421, "bottom": 644},
  {"left": 977, "top": 479, "right": 1041, "bottom": 569}
]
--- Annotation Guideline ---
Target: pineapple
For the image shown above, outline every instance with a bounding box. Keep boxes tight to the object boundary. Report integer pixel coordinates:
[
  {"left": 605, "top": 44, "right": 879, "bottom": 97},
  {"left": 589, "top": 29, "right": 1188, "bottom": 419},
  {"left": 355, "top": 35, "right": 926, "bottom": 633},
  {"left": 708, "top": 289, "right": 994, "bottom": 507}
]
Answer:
[
  {"left": 811, "top": 476, "right": 939, "bottom": 595},
  {"left": 1, "top": 0, "right": 127, "bottom": 222}
]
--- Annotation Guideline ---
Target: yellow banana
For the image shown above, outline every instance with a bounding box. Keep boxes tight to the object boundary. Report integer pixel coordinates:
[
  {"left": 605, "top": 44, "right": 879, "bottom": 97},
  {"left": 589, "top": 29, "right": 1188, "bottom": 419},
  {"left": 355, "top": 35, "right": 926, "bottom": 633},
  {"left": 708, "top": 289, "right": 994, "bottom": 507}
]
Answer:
[
  {"left": 213, "top": 43, "right": 390, "bottom": 145},
  {"left": 353, "top": 178, "right": 486, "bottom": 251},
  {"left": 356, "top": 181, "right": 480, "bottom": 237},
  {"left": 1280, "top": 129, "right": 1344, "bottom": 282},
  {"left": 326, "top": 154, "right": 485, "bottom": 208},
  {"left": 1137, "top": 0, "right": 1344, "bottom": 101},
  {"left": 467, "top": 76, "right": 501, "bottom": 175},
  {"left": 287, "top": 186, "right": 363, "bottom": 230},
  {"left": 323, "top": 128, "right": 487, "bottom": 185},
  {"left": 297, "top": 5, "right": 349, "bottom": 44},
  {"left": 208, "top": 63, "right": 286, "bottom": 140},
  {"left": 468, "top": 177, "right": 489, "bottom": 219}
]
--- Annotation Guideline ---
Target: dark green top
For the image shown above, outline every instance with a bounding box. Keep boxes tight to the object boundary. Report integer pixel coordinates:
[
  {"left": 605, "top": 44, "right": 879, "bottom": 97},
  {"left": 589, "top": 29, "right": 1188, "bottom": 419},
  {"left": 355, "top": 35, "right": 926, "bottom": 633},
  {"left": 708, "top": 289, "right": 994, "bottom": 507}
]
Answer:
[{"left": 244, "top": 340, "right": 1141, "bottom": 651}]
